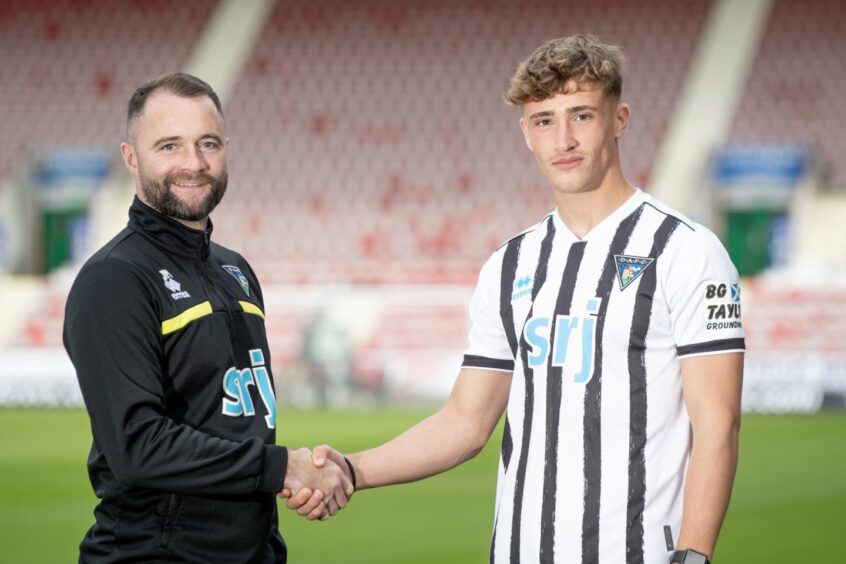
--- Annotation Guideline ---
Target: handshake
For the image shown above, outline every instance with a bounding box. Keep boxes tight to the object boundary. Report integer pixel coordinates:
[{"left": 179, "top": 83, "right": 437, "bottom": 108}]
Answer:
[{"left": 280, "top": 445, "right": 354, "bottom": 521}]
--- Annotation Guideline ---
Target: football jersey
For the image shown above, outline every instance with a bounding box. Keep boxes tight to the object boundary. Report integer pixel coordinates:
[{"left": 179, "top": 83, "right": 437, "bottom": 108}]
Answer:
[{"left": 462, "top": 189, "right": 744, "bottom": 564}]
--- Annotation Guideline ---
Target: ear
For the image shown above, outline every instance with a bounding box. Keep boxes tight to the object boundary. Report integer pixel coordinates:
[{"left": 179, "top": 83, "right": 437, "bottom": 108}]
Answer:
[
  {"left": 120, "top": 142, "right": 140, "bottom": 178},
  {"left": 519, "top": 117, "right": 534, "bottom": 152},
  {"left": 614, "top": 102, "right": 630, "bottom": 140}
]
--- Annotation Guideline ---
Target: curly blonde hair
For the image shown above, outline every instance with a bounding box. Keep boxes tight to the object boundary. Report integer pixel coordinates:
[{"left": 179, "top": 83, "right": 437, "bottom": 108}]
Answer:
[{"left": 505, "top": 34, "right": 624, "bottom": 106}]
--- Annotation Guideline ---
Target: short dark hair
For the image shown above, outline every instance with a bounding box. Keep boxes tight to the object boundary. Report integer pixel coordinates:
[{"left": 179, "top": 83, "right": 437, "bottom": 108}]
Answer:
[{"left": 126, "top": 72, "right": 223, "bottom": 139}]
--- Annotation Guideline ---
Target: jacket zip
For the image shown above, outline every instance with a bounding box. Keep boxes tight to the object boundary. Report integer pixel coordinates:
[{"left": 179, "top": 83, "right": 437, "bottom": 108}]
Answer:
[{"left": 199, "top": 260, "right": 234, "bottom": 329}]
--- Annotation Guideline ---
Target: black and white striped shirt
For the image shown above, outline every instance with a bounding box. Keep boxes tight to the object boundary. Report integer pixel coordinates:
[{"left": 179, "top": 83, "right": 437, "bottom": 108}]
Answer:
[{"left": 463, "top": 190, "right": 744, "bottom": 564}]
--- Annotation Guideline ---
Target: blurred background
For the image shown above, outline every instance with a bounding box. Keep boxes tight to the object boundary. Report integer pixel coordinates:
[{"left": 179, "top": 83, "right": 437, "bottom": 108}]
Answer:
[{"left": 0, "top": 0, "right": 844, "bottom": 561}]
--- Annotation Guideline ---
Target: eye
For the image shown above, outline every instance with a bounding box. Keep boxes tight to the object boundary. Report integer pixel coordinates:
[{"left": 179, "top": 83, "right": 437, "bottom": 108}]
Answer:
[
  {"left": 201, "top": 140, "right": 221, "bottom": 150},
  {"left": 161, "top": 143, "right": 177, "bottom": 152},
  {"left": 574, "top": 113, "right": 592, "bottom": 122},
  {"left": 535, "top": 118, "right": 552, "bottom": 127}
]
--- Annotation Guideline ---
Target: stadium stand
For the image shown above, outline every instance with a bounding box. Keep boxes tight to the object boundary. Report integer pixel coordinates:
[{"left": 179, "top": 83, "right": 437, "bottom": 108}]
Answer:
[
  {"left": 0, "top": 0, "right": 211, "bottom": 353},
  {"left": 722, "top": 0, "right": 846, "bottom": 409},
  {"left": 9, "top": 0, "right": 716, "bottom": 387},
  {"left": 0, "top": 0, "right": 215, "bottom": 183},
  {"left": 729, "top": 0, "right": 846, "bottom": 193},
  {"left": 219, "top": 0, "right": 713, "bottom": 284},
  {"left": 8, "top": 0, "right": 845, "bottom": 410},
  {"left": 216, "top": 0, "right": 715, "bottom": 386}
]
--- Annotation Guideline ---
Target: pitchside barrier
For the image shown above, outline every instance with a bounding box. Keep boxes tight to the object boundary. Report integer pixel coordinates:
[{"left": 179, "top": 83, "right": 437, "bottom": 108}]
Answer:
[
  {"left": 2, "top": 347, "right": 844, "bottom": 413},
  {"left": 3, "top": 279, "right": 845, "bottom": 412}
]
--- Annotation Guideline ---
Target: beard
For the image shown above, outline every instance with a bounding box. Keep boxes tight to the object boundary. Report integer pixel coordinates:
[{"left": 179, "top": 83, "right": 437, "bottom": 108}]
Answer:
[{"left": 140, "top": 169, "right": 228, "bottom": 222}]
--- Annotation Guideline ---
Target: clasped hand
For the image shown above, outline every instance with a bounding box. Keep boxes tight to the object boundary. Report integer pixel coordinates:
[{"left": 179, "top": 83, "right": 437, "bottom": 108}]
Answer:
[{"left": 279, "top": 446, "right": 351, "bottom": 521}]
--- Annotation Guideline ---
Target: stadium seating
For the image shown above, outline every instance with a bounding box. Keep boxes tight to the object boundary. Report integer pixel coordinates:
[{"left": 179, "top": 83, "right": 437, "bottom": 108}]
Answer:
[
  {"left": 15, "top": 0, "right": 846, "bottom": 403},
  {"left": 11, "top": 0, "right": 719, "bottom": 375},
  {"left": 729, "top": 0, "right": 846, "bottom": 193},
  {"left": 220, "top": 0, "right": 714, "bottom": 283},
  {"left": 1, "top": 0, "right": 213, "bottom": 353},
  {"left": 0, "top": 0, "right": 214, "bottom": 183}
]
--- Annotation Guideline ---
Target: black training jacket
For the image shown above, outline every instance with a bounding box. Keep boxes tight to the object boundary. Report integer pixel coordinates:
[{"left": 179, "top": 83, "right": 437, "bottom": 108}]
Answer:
[{"left": 64, "top": 197, "right": 288, "bottom": 563}]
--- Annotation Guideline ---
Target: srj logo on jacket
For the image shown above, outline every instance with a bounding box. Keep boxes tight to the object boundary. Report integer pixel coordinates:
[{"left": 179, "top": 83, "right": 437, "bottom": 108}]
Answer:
[
  {"left": 523, "top": 298, "right": 601, "bottom": 384},
  {"left": 222, "top": 349, "right": 277, "bottom": 429}
]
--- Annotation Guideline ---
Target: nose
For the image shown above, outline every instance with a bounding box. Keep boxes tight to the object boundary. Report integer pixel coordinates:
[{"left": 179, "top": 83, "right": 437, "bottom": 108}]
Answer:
[
  {"left": 554, "top": 122, "right": 577, "bottom": 152},
  {"left": 183, "top": 145, "right": 210, "bottom": 172}
]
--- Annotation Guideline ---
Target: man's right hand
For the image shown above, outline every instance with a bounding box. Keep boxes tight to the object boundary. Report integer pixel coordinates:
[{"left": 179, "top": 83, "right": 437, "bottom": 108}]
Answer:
[
  {"left": 281, "top": 447, "right": 354, "bottom": 520},
  {"left": 283, "top": 445, "right": 354, "bottom": 520}
]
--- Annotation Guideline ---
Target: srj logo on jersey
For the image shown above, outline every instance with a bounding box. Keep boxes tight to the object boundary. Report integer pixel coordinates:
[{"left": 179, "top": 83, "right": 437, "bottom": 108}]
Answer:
[
  {"left": 222, "top": 265, "right": 250, "bottom": 296},
  {"left": 523, "top": 297, "right": 601, "bottom": 384},
  {"left": 159, "top": 269, "right": 190, "bottom": 300},
  {"left": 222, "top": 349, "right": 277, "bottom": 429},
  {"left": 512, "top": 274, "right": 534, "bottom": 301},
  {"left": 614, "top": 255, "right": 654, "bottom": 291}
]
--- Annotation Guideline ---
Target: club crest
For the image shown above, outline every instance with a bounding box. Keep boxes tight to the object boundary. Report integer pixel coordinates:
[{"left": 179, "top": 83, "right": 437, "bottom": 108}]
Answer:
[
  {"left": 222, "top": 265, "right": 250, "bottom": 296},
  {"left": 613, "top": 255, "right": 654, "bottom": 291}
]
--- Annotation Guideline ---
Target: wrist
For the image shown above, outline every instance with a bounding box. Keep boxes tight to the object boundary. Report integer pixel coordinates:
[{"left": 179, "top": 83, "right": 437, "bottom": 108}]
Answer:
[
  {"left": 282, "top": 447, "right": 309, "bottom": 490},
  {"left": 259, "top": 445, "right": 288, "bottom": 493},
  {"left": 343, "top": 456, "right": 357, "bottom": 490}
]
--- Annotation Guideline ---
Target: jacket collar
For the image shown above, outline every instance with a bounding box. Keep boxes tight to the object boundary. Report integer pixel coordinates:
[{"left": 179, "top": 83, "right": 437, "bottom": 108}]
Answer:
[{"left": 127, "top": 196, "right": 213, "bottom": 260}]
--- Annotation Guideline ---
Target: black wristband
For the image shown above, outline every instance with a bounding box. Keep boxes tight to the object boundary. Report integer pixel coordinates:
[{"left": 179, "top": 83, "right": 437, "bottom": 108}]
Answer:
[
  {"left": 343, "top": 456, "right": 357, "bottom": 491},
  {"left": 671, "top": 549, "right": 710, "bottom": 564}
]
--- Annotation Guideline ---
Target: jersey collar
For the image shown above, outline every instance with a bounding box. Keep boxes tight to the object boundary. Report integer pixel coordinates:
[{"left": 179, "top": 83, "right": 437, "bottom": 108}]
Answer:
[
  {"left": 552, "top": 188, "right": 645, "bottom": 242},
  {"left": 128, "top": 197, "right": 213, "bottom": 260}
]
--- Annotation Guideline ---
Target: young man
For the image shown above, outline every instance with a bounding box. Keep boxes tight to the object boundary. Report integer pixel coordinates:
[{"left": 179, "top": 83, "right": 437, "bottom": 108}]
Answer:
[
  {"left": 294, "top": 35, "right": 744, "bottom": 564},
  {"left": 63, "top": 73, "right": 352, "bottom": 563}
]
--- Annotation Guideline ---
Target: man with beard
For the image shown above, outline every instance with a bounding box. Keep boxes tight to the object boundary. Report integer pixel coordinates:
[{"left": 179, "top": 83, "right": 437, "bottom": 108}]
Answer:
[{"left": 63, "top": 73, "right": 352, "bottom": 563}]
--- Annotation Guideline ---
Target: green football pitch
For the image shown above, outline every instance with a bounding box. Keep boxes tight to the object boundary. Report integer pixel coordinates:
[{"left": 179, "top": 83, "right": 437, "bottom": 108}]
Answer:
[{"left": 1, "top": 408, "right": 844, "bottom": 562}]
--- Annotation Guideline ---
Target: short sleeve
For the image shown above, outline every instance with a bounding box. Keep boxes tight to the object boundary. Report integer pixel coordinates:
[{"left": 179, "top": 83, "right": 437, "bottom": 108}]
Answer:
[
  {"left": 462, "top": 251, "right": 515, "bottom": 372},
  {"left": 662, "top": 227, "right": 746, "bottom": 358}
]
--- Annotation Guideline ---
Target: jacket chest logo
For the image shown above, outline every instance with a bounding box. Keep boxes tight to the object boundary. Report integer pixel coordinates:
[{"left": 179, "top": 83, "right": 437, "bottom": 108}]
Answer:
[
  {"left": 222, "top": 349, "right": 276, "bottom": 428},
  {"left": 222, "top": 265, "right": 250, "bottom": 297},
  {"left": 159, "top": 269, "right": 191, "bottom": 300}
]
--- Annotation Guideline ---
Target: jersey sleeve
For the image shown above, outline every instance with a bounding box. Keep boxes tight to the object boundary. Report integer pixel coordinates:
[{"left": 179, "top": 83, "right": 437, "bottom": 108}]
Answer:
[
  {"left": 63, "top": 258, "right": 287, "bottom": 496},
  {"left": 461, "top": 250, "right": 515, "bottom": 372},
  {"left": 662, "top": 226, "right": 745, "bottom": 358}
]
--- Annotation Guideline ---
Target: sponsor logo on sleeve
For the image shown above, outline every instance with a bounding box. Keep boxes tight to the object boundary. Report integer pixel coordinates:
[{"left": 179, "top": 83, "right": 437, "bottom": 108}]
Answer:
[
  {"left": 731, "top": 282, "right": 741, "bottom": 302},
  {"left": 705, "top": 282, "right": 742, "bottom": 330}
]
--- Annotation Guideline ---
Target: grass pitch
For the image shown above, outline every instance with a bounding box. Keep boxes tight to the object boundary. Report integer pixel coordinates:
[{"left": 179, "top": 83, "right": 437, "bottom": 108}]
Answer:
[{"left": 0, "top": 408, "right": 844, "bottom": 562}]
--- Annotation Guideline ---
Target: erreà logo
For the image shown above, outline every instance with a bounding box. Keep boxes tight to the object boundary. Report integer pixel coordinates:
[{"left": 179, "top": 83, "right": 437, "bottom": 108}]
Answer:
[
  {"left": 159, "top": 269, "right": 190, "bottom": 300},
  {"left": 613, "top": 255, "right": 654, "bottom": 291},
  {"left": 512, "top": 274, "right": 533, "bottom": 301}
]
